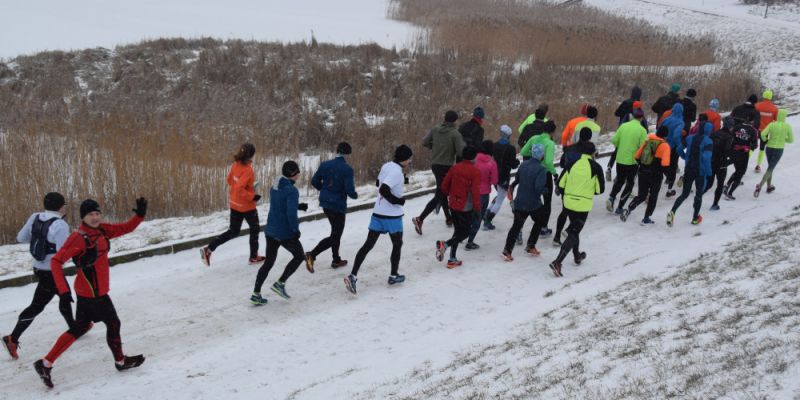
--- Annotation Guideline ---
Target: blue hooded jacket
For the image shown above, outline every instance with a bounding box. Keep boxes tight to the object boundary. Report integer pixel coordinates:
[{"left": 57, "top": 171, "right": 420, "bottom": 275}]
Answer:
[
  {"left": 311, "top": 156, "right": 357, "bottom": 214},
  {"left": 512, "top": 158, "right": 547, "bottom": 211},
  {"left": 662, "top": 103, "right": 685, "bottom": 150},
  {"left": 265, "top": 176, "right": 300, "bottom": 240},
  {"left": 678, "top": 121, "right": 713, "bottom": 177}
]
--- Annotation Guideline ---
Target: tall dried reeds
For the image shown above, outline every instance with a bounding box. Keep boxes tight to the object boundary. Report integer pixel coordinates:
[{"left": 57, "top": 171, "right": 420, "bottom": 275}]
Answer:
[{"left": 390, "top": 0, "right": 717, "bottom": 66}]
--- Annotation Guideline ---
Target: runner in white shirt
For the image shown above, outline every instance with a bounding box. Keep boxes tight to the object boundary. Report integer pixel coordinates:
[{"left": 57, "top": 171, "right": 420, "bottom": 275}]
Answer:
[
  {"left": 3, "top": 193, "right": 76, "bottom": 360},
  {"left": 344, "top": 145, "right": 413, "bottom": 295}
]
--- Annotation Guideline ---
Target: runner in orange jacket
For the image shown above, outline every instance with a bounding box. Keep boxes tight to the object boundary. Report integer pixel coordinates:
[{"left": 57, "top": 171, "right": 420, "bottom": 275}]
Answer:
[
  {"left": 560, "top": 103, "right": 589, "bottom": 146},
  {"left": 754, "top": 90, "right": 779, "bottom": 173}
]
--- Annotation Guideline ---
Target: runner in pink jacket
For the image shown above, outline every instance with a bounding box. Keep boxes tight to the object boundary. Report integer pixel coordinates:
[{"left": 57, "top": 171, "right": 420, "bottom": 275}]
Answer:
[{"left": 466, "top": 141, "right": 498, "bottom": 249}]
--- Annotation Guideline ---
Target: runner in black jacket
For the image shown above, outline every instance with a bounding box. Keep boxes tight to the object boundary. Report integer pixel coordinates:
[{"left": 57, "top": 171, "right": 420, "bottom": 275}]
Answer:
[
  {"left": 705, "top": 117, "right": 734, "bottom": 210},
  {"left": 724, "top": 115, "right": 759, "bottom": 200},
  {"left": 730, "top": 94, "right": 761, "bottom": 129},
  {"left": 458, "top": 107, "right": 485, "bottom": 150},
  {"left": 484, "top": 125, "right": 519, "bottom": 229},
  {"left": 652, "top": 83, "right": 681, "bottom": 121}
]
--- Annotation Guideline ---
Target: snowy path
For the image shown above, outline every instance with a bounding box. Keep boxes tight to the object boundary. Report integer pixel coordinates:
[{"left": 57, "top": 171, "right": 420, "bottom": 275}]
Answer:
[{"left": 2, "top": 118, "right": 798, "bottom": 399}]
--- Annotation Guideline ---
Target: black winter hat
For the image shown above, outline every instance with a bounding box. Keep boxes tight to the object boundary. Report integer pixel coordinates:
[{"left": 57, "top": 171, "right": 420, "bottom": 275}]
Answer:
[
  {"left": 394, "top": 144, "right": 413, "bottom": 163},
  {"left": 473, "top": 107, "right": 485, "bottom": 119},
  {"left": 336, "top": 142, "right": 352, "bottom": 155},
  {"left": 581, "top": 142, "right": 597, "bottom": 155},
  {"left": 543, "top": 120, "right": 557, "bottom": 133},
  {"left": 686, "top": 88, "right": 697, "bottom": 98},
  {"left": 444, "top": 110, "right": 459, "bottom": 123},
  {"left": 631, "top": 86, "right": 642, "bottom": 101},
  {"left": 282, "top": 160, "right": 300, "bottom": 177},
  {"left": 586, "top": 106, "right": 598, "bottom": 119},
  {"left": 747, "top": 94, "right": 758, "bottom": 104},
  {"left": 80, "top": 199, "right": 101, "bottom": 219},
  {"left": 44, "top": 192, "right": 66, "bottom": 212},
  {"left": 656, "top": 125, "right": 669, "bottom": 138},
  {"left": 462, "top": 146, "right": 478, "bottom": 161},
  {"left": 535, "top": 108, "right": 547, "bottom": 119},
  {"left": 481, "top": 140, "right": 494, "bottom": 155},
  {"left": 722, "top": 116, "right": 735, "bottom": 130},
  {"left": 579, "top": 127, "right": 593, "bottom": 142}
]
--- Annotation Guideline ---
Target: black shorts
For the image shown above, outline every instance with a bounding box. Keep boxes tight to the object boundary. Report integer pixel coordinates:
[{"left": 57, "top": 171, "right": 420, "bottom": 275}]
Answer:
[{"left": 75, "top": 295, "right": 119, "bottom": 324}]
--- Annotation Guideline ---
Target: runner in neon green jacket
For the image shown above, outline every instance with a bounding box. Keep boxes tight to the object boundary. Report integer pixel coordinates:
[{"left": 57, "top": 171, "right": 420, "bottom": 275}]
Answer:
[
  {"left": 549, "top": 146, "right": 605, "bottom": 278},
  {"left": 520, "top": 131, "right": 557, "bottom": 175},
  {"left": 756, "top": 109, "right": 793, "bottom": 195}
]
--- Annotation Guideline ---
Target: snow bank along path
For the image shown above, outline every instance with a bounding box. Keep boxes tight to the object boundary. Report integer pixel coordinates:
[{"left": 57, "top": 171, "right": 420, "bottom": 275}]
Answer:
[{"left": 1, "top": 117, "right": 798, "bottom": 399}]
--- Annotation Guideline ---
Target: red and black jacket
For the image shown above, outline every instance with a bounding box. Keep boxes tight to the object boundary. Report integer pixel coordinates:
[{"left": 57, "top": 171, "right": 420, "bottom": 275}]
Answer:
[{"left": 51, "top": 215, "right": 143, "bottom": 298}]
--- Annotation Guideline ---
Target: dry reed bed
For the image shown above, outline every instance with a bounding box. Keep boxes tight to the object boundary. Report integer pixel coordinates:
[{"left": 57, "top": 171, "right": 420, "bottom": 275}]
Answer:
[
  {"left": 0, "top": 3, "right": 759, "bottom": 243},
  {"left": 390, "top": 0, "right": 717, "bottom": 65}
]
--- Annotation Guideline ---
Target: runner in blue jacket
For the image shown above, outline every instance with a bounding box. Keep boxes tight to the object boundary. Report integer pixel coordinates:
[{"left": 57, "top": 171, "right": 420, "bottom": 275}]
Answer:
[
  {"left": 306, "top": 142, "right": 358, "bottom": 271},
  {"left": 667, "top": 121, "right": 713, "bottom": 226}
]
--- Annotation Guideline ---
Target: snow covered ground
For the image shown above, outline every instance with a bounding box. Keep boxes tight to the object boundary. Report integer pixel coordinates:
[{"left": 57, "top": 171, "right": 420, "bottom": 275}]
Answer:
[
  {"left": 0, "top": 0, "right": 415, "bottom": 59},
  {"left": 1, "top": 116, "right": 798, "bottom": 399}
]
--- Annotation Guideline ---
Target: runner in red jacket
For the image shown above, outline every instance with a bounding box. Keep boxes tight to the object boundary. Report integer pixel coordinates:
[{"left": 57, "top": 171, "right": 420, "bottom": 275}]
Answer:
[
  {"left": 34, "top": 198, "right": 147, "bottom": 389},
  {"left": 435, "top": 147, "right": 481, "bottom": 268}
]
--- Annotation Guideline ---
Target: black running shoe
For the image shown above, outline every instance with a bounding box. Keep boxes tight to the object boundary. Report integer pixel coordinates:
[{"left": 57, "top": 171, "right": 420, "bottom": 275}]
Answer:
[
  {"left": 34, "top": 359, "right": 53, "bottom": 388},
  {"left": 115, "top": 354, "right": 145, "bottom": 371},
  {"left": 574, "top": 251, "right": 587, "bottom": 265}
]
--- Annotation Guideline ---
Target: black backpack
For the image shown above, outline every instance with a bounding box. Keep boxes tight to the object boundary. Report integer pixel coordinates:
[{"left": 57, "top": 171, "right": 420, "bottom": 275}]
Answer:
[
  {"left": 29, "top": 216, "right": 59, "bottom": 261},
  {"left": 72, "top": 230, "right": 109, "bottom": 270}
]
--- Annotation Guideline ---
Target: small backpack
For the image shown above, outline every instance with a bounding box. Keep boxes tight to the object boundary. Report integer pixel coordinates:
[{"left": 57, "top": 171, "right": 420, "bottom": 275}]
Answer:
[
  {"left": 638, "top": 139, "right": 661, "bottom": 166},
  {"left": 29, "top": 216, "right": 59, "bottom": 261}
]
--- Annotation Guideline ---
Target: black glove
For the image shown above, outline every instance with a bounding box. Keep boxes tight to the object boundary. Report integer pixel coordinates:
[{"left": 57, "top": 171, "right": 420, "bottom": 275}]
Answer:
[
  {"left": 58, "top": 292, "right": 75, "bottom": 303},
  {"left": 404, "top": 176, "right": 410, "bottom": 185},
  {"left": 555, "top": 187, "right": 563, "bottom": 196},
  {"left": 293, "top": 231, "right": 301, "bottom": 240},
  {"left": 298, "top": 203, "right": 308, "bottom": 212},
  {"left": 59, "top": 292, "right": 73, "bottom": 305},
  {"left": 58, "top": 292, "right": 75, "bottom": 329},
  {"left": 253, "top": 194, "right": 262, "bottom": 202},
  {"left": 132, "top": 197, "right": 148, "bottom": 218}
]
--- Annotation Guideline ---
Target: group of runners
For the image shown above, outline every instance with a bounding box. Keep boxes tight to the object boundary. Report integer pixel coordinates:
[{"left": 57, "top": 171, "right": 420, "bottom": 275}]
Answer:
[{"left": 2, "top": 84, "right": 793, "bottom": 389}]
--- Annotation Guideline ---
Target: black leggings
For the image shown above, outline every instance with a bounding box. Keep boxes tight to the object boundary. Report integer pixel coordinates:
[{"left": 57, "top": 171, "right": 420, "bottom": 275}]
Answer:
[
  {"left": 554, "top": 210, "right": 588, "bottom": 264},
  {"left": 309, "top": 209, "right": 345, "bottom": 261},
  {"left": 10, "top": 269, "right": 74, "bottom": 341},
  {"left": 209, "top": 209, "right": 260, "bottom": 258},
  {"left": 419, "top": 164, "right": 452, "bottom": 221},
  {"left": 71, "top": 295, "right": 123, "bottom": 361},
  {"left": 705, "top": 166, "right": 728, "bottom": 206},
  {"left": 726, "top": 151, "right": 749, "bottom": 196},
  {"left": 351, "top": 230, "right": 403, "bottom": 276},
  {"left": 671, "top": 173, "right": 706, "bottom": 219},
  {"left": 253, "top": 236, "right": 304, "bottom": 292},
  {"left": 505, "top": 208, "right": 547, "bottom": 252},
  {"left": 627, "top": 169, "right": 663, "bottom": 219},
  {"left": 541, "top": 173, "right": 554, "bottom": 228},
  {"left": 665, "top": 150, "right": 679, "bottom": 189},
  {"left": 609, "top": 163, "right": 638, "bottom": 209},
  {"left": 446, "top": 211, "right": 472, "bottom": 259}
]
